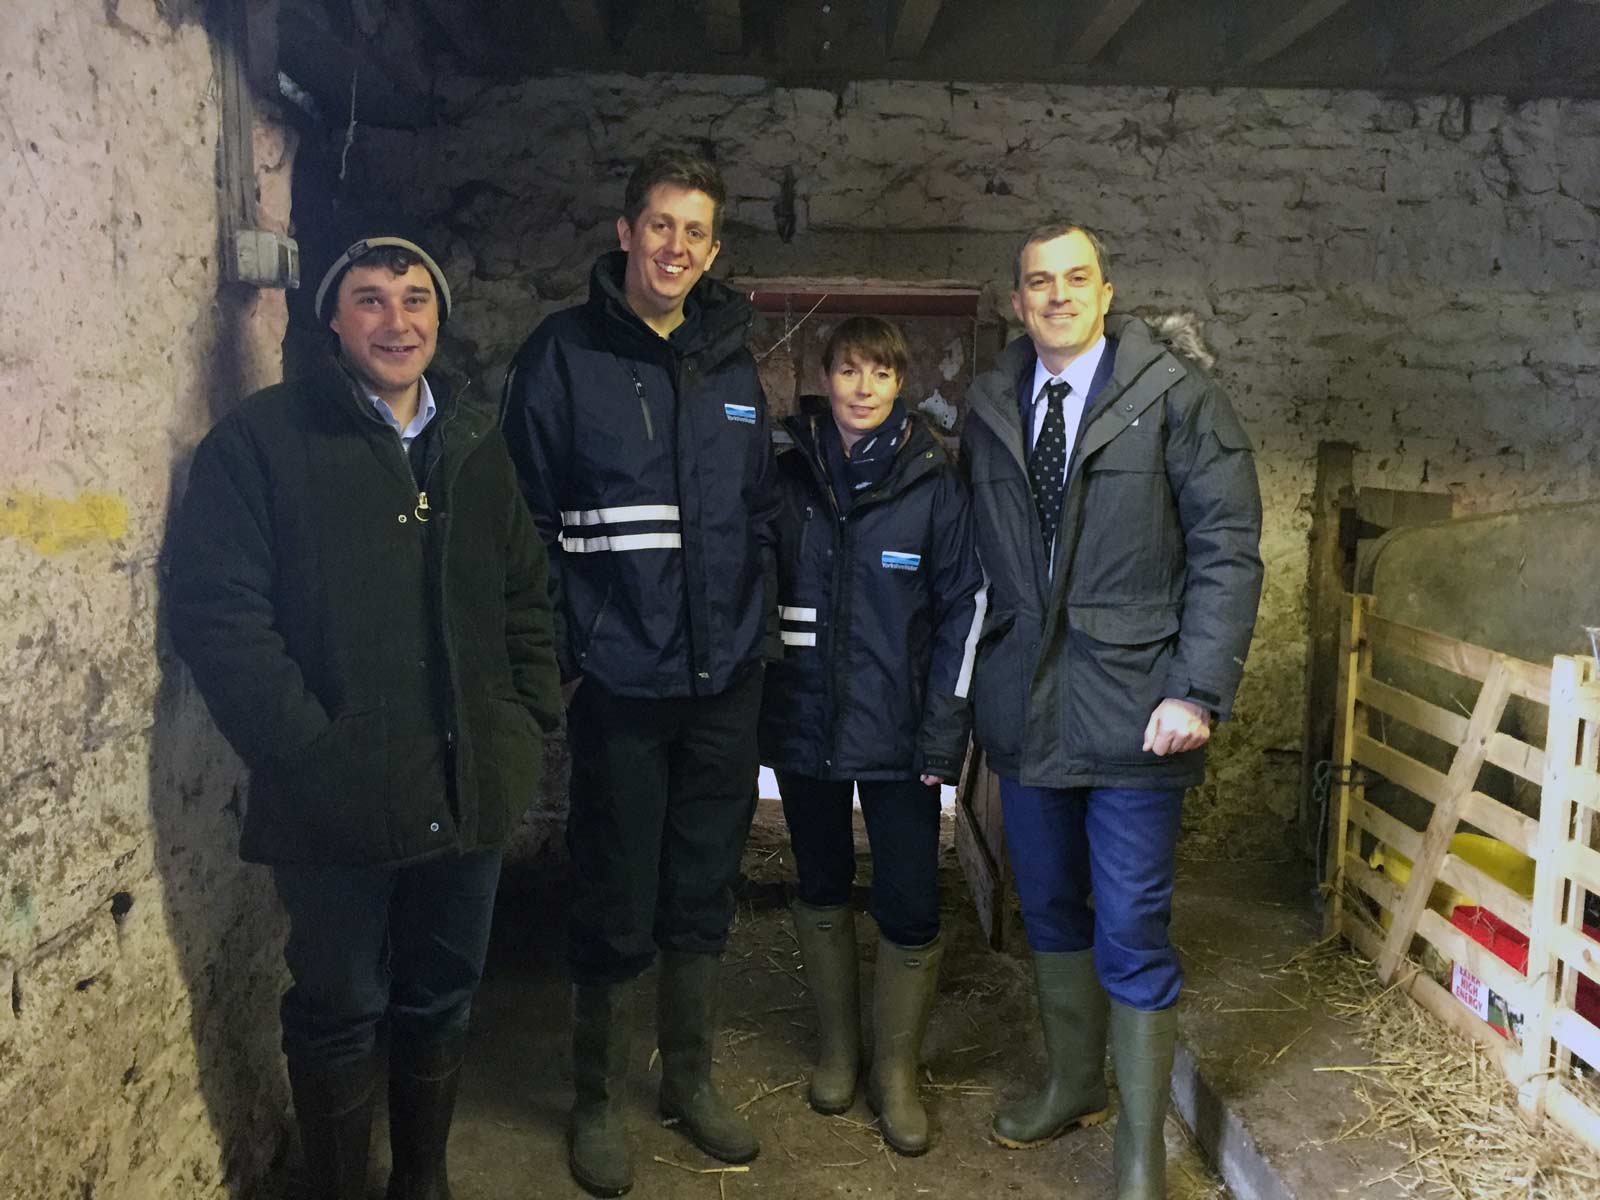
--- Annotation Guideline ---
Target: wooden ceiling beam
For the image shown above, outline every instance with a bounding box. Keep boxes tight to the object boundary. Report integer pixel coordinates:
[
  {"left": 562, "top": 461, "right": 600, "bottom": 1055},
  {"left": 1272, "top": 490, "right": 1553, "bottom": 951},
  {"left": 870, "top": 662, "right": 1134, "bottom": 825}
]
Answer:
[
  {"left": 1235, "top": 0, "right": 1354, "bottom": 66},
  {"left": 1402, "top": 0, "right": 1561, "bottom": 70},
  {"left": 1061, "top": 0, "right": 1145, "bottom": 65},
  {"left": 559, "top": 0, "right": 610, "bottom": 50},
  {"left": 889, "top": 0, "right": 945, "bottom": 60},
  {"left": 705, "top": 0, "right": 743, "bottom": 53}
]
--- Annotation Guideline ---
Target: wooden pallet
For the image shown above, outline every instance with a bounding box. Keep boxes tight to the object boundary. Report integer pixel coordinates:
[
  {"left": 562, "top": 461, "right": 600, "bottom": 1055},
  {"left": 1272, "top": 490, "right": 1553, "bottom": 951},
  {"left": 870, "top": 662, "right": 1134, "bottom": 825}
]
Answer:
[{"left": 1324, "top": 593, "right": 1600, "bottom": 1151}]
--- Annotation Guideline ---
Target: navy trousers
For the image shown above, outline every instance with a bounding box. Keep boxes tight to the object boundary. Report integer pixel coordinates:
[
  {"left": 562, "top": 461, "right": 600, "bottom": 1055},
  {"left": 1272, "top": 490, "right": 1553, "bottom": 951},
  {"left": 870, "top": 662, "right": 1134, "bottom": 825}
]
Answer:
[
  {"left": 999, "top": 781, "right": 1184, "bottom": 1012},
  {"left": 565, "top": 667, "right": 762, "bottom": 984},
  {"left": 777, "top": 772, "right": 942, "bottom": 948},
  {"left": 271, "top": 846, "right": 503, "bottom": 1070}
]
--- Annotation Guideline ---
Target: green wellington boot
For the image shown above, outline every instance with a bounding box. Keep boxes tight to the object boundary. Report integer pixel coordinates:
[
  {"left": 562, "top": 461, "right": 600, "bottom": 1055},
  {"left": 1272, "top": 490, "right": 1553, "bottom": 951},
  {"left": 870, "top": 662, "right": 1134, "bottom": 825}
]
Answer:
[
  {"left": 568, "top": 983, "right": 635, "bottom": 1198},
  {"left": 865, "top": 934, "right": 944, "bottom": 1156},
  {"left": 657, "top": 951, "right": 760, "bottom": 1164},
  {"left": 992, "top": 950, "right": 1111, "bottom": 1148},
  {"left": 790, "top": 901, "right": 862, "bottom": 1115},
  {"left": 1109, "top": 1001, "right": 1178, "bottom": 1200}
]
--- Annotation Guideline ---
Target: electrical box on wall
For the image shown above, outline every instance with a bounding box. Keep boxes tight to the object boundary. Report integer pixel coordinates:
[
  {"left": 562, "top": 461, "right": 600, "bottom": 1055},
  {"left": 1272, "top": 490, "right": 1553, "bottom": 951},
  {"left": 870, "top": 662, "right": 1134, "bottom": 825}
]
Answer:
[{"left": 228, "top": 229, "right": 300, "bottom": 288}]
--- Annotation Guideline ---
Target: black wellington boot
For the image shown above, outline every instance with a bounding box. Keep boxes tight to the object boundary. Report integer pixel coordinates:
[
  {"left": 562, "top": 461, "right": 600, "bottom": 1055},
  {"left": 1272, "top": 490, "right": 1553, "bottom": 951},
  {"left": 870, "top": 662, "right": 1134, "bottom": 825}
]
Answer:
[
  {"left": 288, "top": 1055, "right": 378, "bottom": 1200},
  {"left": 386, "top": 1035, "right": 465, "bottom": 1200}
]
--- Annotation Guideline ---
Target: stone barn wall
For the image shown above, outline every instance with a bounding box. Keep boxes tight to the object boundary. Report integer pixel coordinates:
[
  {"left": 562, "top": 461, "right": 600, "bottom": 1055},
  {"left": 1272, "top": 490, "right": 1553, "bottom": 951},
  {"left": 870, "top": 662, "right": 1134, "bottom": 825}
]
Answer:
[
  {"left": 1, "top": 2, "right": 295, "bottom": 1195},
  {"left": 352, "top": 74, "right": 1600, "bottom": 857}
]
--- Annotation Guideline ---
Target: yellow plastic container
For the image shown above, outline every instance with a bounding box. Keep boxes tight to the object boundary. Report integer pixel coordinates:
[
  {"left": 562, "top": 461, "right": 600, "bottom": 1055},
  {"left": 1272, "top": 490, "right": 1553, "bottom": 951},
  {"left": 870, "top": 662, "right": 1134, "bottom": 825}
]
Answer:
[{"left": 1369, "top": 832, "right": 1537, "bottom": 927}]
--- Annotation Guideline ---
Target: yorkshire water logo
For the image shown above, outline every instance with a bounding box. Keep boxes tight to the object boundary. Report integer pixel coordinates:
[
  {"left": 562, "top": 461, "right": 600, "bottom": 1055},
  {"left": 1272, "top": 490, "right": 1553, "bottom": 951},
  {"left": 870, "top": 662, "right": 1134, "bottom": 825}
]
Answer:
[
  {"left": 881, "top": 551, "right": 921, "bottom": 572},
  {"left": 724, "top": 403, "right": 757, "bottom": 425}
]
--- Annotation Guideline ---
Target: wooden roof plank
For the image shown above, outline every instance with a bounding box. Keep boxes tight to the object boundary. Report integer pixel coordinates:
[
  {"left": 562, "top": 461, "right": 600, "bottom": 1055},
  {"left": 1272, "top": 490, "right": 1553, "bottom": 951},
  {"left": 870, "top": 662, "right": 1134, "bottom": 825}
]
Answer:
[
  {"left": 889, "top": 0, "right": 945, "bottom": 60},
  {"left": 1405, "top": 0, "right": 1562, "bottom": 70},
  {"left": 1238, "top": 0, "right": 1354, "bottom": 66},
  {"left": 560, "top": 0, "right": 610, "bottom": 50},
  {"left": 706, "top": 0, "right": 743, "bottom": 53},
  {"left": 1062, "top": 0, "right": 1145, "bottom": 64}
]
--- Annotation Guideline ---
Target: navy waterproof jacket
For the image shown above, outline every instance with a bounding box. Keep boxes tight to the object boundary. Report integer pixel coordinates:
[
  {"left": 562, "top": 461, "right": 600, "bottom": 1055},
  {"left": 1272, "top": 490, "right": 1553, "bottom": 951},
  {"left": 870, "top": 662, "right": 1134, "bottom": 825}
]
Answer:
[
  {"left": 502, "top": 252, "right": 779, "bottom": 699},
  {"left": 758, "top": 399, "right": 986, "bottom": 782}
]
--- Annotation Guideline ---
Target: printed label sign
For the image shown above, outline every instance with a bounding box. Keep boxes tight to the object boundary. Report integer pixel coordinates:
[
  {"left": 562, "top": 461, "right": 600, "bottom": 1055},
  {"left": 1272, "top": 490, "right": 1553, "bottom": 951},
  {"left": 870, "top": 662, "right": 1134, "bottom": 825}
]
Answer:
[
  {"left": 1452, "top": 963, "right": 1490, "bottom": 1021},
  {"left": 881, "top": 551, "right": 922, "bottom": 572},
  {"left": 724, "top": 404, "right": 757, "bottom": 425}
]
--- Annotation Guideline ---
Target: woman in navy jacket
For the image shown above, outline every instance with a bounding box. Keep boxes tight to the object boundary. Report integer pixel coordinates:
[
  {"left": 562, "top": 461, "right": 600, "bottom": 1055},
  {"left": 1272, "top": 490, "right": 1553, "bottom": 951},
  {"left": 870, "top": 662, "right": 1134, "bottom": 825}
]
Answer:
[{"left": 758, "top": 317, "right": 985, "bottom": 1156}]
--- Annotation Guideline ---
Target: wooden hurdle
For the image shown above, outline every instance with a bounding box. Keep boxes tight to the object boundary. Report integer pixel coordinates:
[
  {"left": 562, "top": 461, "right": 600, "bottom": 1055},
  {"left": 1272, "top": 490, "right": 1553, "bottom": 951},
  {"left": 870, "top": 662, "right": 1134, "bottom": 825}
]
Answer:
[{"left": 1323, "top": 592, "right": 1600, "bottom": 1152}]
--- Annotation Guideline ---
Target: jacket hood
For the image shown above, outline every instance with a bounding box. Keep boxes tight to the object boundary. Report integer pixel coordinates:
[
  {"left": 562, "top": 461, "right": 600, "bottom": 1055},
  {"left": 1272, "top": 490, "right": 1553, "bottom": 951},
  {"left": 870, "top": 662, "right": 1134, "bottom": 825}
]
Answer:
[
  {"left": 992, "top": 311, "right": 1215, "bottom": 387},
  {"left": 586, "top": 249, "right": 754, "bottom": 368}
]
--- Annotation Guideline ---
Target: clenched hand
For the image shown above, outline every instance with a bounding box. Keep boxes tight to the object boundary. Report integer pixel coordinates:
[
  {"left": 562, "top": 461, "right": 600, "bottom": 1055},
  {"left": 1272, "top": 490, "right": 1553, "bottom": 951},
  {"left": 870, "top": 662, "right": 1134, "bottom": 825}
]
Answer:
[{"left": 1142, "top": 698, "right": 1211, "bottom": 756}]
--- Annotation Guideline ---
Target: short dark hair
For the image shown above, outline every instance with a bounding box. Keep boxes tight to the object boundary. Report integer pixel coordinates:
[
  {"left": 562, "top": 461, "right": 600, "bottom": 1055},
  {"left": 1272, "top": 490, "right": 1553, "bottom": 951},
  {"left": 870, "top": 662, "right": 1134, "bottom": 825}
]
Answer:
[
  {"left": 1012, "top": 222, "right": 1111, "bottom": 289},
  {"left": 623, "top": 147, "right": 727, "bottom": 239},
  {"left": 823, "top": 316, "right": 910, "bottom": 379},
  {"left": 324, "top": 245, "right": 427, "bottom": 319}
]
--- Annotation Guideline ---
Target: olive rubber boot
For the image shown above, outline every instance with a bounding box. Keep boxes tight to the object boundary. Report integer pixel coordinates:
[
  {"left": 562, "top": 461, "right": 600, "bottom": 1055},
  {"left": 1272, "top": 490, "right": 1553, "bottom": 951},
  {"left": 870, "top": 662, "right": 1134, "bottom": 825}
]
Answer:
[
  {"left": 656, "top": 951, "right": 760, "bottom": 1164},
  {"left": 1109, "top": 1000, "right": 1178, "bottom": 1200},
  {"left": 385, "top": 1035, "right": 464, "bottom": 1200},
  {"left": 865, "top": 934, "right": 944, "bottom": 1156},
  {"left": 992, "top": 950, "right": 1110, "bottom": 1148},
  {"left": 288, "top": 1055, "right": 377, "bottom": 1200},
  {"left": 568, "top": 983, "right": 635, "bottom": 1198},
  {"left": 791, "top": 901, "right": 861, "bottom": 1115}
]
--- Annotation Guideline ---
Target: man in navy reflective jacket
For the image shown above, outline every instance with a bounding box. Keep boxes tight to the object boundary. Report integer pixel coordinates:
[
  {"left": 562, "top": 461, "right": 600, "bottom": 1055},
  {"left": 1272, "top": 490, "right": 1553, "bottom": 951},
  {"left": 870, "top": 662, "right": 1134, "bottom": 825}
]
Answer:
[
  {"left": 503, "top": 148, "right": 778, "bottom": 1197},
  {"left": 963, "top": 223, "right": 1262, "bottom": 1200}
]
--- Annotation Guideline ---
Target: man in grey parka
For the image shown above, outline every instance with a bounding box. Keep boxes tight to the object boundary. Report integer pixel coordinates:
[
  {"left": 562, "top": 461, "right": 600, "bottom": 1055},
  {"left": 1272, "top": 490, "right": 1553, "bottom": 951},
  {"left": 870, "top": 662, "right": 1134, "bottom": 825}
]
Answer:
[{"left": 962, "top": 222, "right": 1262, "bottom": 1200}]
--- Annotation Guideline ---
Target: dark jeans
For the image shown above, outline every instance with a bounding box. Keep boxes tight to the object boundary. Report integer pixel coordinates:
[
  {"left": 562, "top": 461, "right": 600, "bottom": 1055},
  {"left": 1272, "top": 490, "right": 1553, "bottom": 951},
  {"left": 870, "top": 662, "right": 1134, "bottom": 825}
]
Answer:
[
  {"left": 565, "top": 668, "right": 762, "bottom": 984},
  {"left": 271, "top": 846, "right": 503, "bottom": 1070},
  {"left": 777, "top": 772, "right": 942, "bottom": 948},
  {"left": 998, "top": 781, "right": 1184, "bottom": 1012}
]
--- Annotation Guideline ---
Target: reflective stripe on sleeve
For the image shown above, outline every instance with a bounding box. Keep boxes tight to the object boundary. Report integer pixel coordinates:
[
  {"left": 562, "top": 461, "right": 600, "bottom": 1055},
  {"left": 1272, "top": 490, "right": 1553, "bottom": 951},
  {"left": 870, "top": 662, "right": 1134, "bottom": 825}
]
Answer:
[
  {"left": 953, "top": 582, "right": 989, "bottom": 700},
  {"left": 559, "top": 532, "right": 684, "bottom": 554},
  {"left": 560, "top": 504, "right": 681, "bottom": 526}
]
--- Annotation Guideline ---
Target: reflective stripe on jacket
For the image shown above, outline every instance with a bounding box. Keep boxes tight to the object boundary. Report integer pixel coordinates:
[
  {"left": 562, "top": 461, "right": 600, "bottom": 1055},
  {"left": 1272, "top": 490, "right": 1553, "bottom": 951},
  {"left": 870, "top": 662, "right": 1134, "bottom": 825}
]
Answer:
[{"left": 502, "top": 252, "right": 780, "bottom": 699}]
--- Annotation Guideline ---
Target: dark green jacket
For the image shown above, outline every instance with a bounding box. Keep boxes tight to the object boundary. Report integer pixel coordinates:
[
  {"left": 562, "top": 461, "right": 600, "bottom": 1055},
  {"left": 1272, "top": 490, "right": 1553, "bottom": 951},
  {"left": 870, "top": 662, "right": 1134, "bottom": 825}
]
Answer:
[
  {"left": 167, "top": 361, "right": 563, "bottom": 865},
  {"left": 961, "top": 316, "right": 1263, "bottom": 789}
]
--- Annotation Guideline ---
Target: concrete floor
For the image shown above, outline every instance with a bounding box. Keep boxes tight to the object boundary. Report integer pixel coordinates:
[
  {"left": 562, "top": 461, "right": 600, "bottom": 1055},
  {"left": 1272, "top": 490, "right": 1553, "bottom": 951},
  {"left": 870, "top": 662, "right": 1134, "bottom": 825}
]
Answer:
[{"left": 273, "top": 800, "right": 1227, "bottom": 1199}]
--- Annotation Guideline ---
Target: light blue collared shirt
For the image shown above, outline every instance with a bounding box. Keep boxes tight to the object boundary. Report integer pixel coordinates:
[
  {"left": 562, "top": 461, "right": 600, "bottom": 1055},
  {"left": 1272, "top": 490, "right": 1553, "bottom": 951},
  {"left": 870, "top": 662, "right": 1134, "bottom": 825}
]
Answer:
[{"left": 367, "top": 377, "right": 437, "bottom": 452}]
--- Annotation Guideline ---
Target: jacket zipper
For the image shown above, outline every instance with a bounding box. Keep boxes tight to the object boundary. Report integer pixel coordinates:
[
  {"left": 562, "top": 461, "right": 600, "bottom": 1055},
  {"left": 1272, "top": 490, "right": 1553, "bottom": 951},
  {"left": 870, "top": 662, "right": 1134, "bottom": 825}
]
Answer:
[
  {"left": 578, "top": 581, "right": 614, "bottom": 666},
  {"left": 627, "top": 365, "right": 655, "bottom": 441}
]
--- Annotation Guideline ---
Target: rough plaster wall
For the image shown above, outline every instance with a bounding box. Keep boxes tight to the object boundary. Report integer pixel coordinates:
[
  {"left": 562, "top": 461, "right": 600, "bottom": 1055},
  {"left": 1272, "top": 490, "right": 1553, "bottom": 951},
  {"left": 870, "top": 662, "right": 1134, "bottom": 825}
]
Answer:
[
  {"left": 1, "top": 2, "right": 296, "bottom": 1195},
  {"left": 352, "top": 74, "right": 1600, "bottom": 856}
]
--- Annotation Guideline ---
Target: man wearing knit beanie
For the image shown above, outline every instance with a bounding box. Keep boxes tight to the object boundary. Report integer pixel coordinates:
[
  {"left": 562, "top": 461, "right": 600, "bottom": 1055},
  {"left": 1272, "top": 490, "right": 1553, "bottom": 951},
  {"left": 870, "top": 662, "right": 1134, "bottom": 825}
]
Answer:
[{"left": 168, "top": 233, "right": 562, "bottom": 1200}]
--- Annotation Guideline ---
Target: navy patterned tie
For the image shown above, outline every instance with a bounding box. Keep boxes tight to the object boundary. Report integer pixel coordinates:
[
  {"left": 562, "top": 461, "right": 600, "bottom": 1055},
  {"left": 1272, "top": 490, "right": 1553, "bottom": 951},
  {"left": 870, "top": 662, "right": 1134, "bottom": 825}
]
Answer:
[{"left": 1029, "top": 379, "right": 1070, "bottom": 548}]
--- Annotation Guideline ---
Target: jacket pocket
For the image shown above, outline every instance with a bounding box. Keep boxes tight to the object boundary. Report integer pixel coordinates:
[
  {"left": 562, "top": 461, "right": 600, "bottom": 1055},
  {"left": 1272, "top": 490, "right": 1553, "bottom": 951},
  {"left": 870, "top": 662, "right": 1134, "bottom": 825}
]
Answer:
[
  {"left": 970, "top": 610, "right": 1023, "bottom": 763},
  {"left": 577, "top": 580, "right": 615, "bottom": 668},
  {"left": 1065, "top": 605, "right": 1180, "bottom": 764},
  {"left": 262, "top": 704, "right": 390, "bottom": 850},
  {"left": 479, "top": 696, "right": 543, "bottom": 833}
]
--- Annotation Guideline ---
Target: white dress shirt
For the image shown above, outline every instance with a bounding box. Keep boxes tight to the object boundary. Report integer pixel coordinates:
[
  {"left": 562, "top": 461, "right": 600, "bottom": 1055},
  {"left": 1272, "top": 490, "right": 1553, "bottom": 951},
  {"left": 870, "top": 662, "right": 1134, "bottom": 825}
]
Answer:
[{"left": 1026, "top": 335, "right": 1108, "bottom": 489}]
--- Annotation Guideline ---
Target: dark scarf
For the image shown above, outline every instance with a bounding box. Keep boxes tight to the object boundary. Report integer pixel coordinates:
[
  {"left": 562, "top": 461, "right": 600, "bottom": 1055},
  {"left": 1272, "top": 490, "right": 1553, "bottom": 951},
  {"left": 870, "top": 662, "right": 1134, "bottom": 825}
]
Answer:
[{"left": 822, "top": 399, "right": 908, "bottom": 513}]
